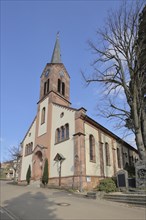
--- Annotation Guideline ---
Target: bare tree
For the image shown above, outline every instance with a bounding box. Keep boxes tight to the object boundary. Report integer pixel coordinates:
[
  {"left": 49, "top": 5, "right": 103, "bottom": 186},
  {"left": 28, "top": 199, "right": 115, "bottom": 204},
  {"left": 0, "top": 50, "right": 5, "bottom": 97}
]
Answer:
[
  {"left": 8, "top": 145, "right": 21, "bottom": 182},
  {"left": 83, "top": 1, "right": 146, "bottom": 160},
  {"left": 136, "top": 4, "right": 146, "bottom": 155}
]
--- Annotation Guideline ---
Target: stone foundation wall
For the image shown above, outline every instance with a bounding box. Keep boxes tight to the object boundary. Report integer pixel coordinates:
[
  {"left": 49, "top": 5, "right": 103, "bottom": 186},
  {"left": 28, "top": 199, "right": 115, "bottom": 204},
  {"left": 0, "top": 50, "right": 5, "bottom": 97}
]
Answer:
[{"left": 48, "top": 175, "right": 101, "bottom": 190}]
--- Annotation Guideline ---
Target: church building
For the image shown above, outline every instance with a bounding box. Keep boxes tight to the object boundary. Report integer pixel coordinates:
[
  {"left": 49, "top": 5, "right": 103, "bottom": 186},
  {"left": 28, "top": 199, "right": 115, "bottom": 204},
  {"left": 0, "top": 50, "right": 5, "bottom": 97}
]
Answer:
[{"left": 20, "top": 35, "right": 139, "bottom": 189}]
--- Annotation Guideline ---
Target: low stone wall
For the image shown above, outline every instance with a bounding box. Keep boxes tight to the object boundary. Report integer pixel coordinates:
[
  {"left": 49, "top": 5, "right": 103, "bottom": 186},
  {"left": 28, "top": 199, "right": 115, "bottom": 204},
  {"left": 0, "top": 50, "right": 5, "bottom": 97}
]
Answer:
[{"left": 48, "top": 175, "right": 100, "bottom": 190}]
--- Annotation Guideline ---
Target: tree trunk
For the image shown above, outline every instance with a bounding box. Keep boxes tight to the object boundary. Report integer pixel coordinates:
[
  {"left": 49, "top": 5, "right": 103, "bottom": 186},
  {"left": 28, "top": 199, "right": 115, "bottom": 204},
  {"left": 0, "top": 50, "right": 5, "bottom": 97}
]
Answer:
[
  {"left": 141, "top": 109, "right": 146, "bottom": 148},
  {"left": 132, "top": 86, "right": 146, "bottom": 160}
]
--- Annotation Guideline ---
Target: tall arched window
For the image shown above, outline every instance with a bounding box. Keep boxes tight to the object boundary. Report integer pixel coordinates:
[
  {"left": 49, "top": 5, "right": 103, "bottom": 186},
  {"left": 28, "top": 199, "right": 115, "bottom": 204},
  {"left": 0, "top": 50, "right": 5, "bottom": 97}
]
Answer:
[
  {"left": 44, "top": 81, "right": 47, "bottom": 95},
  {"left": 89, "top": 135, "right": 96, "bottom": 162},
  {"left": 57, "top": 79, "right": 65, "bottom": 96},
  {"left": 62, "top": 82, "right": 65, "bottom": 96},
  {"left": 30, "top": 142, "right": 33, "bottom": 152},
  {"left": 117, "top": 148, "right": 121, "bottom": 168},
  {"left": 61, "top": 126, "right": 65, "bottom": 140},
  {"left": 25, "top": 142, "right": 33, "bottom": 156},
  {"left": 56, "top": 128, "right": 61, "bottom": 143},
  {"left": 47, "top": 79, "right": 50, "bottom": 93},
  {"left": 41, "top": 107, "right": 46, "bottom": 124},
  {"left": 58, "top": 79, "right": 61, "bottom": 93},
  {"left": 65, "top": 123, "right": 69, "bottom": 139},
  {"left": 44, "top": 79, "right": 50, "bottom": 95},
  {"left": 105, "top": 142, "right": 110, "bottom": 166}
]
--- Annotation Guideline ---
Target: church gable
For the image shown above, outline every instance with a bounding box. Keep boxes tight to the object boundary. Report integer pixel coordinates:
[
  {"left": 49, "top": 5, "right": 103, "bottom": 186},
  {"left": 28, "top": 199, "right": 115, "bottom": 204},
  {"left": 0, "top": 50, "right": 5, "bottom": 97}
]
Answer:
[
  {"left": 49, "top": 103, "right": 75, "bottom": 178},
  {"left": 20, "top": 117, "right": 36, "bottom": 181},
  {"left": 51, "top": 103, "right": 75, "bottom": 144},
  {"left": 21, "top": 117, "right": 36, "bottom": 153}
]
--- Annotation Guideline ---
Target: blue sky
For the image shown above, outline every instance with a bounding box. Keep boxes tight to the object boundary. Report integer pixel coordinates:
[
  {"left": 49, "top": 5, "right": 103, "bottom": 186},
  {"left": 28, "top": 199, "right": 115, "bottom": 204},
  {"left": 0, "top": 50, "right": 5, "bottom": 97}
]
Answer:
[{"left": 1, "top": 0, "right": 135, "bottom": 162}]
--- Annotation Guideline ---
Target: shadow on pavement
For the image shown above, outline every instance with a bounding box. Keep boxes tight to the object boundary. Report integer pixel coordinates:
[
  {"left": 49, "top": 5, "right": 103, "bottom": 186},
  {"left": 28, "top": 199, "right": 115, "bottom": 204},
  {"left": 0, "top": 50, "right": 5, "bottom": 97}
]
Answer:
[{"left": 3, "top": 191, "right": 62, "bottom": 220}]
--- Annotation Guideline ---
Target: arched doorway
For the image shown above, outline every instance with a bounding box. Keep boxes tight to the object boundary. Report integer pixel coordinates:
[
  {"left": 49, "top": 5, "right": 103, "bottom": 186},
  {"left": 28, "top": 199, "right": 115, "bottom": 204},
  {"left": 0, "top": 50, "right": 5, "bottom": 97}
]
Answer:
[{"left": 33, "top": 151, "right": 43, "bottom": 180}]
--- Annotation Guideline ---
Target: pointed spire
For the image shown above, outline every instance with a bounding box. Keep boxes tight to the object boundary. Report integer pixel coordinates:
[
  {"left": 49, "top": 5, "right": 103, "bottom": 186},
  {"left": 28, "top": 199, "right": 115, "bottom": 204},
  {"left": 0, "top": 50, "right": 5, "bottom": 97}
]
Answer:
[{"left": 51, "top": 32, "right": 61, "bottom": 63}]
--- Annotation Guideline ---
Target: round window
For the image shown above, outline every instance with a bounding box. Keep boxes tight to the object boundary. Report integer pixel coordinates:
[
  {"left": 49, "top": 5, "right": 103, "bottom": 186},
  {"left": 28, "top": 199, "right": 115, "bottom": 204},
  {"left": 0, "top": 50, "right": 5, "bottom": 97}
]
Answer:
[{"left": 60, "top": 112, "right": 64, "bottom": 118}]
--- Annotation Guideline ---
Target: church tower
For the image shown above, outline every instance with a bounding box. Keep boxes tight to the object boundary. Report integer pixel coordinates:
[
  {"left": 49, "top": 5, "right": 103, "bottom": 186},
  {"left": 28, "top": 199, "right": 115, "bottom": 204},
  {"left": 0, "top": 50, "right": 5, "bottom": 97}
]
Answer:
[
  {"left": 32, "top": 34, "right": 71, "bottom": 181},
  {"left": 39, "top": 33, "right": 71, "bottom": 107}
]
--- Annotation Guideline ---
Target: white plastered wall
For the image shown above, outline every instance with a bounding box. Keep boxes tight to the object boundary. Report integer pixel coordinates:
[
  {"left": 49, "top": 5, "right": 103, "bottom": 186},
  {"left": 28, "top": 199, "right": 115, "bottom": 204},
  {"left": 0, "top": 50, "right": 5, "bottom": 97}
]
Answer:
[
  {"left": 21, "top": 119, "right": 36, "bottom": 180},
  {"left": 101, "top": 133, "right": 114, "bottom": 177},
  {"left": 85, "top": 123, "right": 115, "bottom": 177},
  {"left": 50, "top": 104, "right": 75, "bottom": 178},
  {"left": 38, "top": 97, "right": 49, "bottom": 137},
  {"left": 85, "top": 123, "right": 101, "bottom": 176}
]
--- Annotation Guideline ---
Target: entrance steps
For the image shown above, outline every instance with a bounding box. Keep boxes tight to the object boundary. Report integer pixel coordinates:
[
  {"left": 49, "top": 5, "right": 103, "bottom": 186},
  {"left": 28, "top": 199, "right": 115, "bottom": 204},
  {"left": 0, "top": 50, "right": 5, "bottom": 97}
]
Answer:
[
  {"left": 103, "top": 193, "right": 146, "bottom": 207},
  {"left": 28, "top": 180, "right": 41, "bottom": 188}
]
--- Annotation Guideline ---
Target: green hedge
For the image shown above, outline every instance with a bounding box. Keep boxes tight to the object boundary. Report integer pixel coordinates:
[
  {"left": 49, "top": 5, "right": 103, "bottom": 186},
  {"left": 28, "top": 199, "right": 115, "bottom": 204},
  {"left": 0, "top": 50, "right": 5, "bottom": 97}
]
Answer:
[{"left": 97, "top": 178, "right": 117, "bottom": 193}]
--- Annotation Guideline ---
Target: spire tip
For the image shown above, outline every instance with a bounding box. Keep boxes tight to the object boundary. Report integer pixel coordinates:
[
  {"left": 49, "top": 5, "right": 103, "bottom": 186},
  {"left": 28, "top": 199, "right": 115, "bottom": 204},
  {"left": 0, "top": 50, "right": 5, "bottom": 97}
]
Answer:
[{"left": 57, "top": 31, "right": 60, "bottom": 39}]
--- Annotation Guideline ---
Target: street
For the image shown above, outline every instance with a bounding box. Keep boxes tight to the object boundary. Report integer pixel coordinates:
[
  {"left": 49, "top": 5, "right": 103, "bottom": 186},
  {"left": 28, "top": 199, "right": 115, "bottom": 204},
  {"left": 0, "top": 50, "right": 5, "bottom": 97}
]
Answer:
[{"left": 0, "top": 180, "right": 145, "bottom": 220}]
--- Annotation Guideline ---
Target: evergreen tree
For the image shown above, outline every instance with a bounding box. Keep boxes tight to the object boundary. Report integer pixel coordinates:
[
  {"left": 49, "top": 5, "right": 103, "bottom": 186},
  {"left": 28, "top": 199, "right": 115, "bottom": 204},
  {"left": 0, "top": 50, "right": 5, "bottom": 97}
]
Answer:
[
  {"left": 26, "top": 165, "right": 31, "bottom": 185},
  {"left": 42, "top": 159, "right": 48, "bottom": 186}
]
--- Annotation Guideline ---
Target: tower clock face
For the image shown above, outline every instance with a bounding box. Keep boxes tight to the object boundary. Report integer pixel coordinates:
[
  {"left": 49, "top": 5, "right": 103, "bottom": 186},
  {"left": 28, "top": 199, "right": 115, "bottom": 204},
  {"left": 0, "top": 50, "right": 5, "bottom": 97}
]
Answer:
[
  {"left": 45, "top": 69, "right": 50, "bottom": 77},
  {"left": 59, "top": 71, "right": 64, "bottom": 78}
]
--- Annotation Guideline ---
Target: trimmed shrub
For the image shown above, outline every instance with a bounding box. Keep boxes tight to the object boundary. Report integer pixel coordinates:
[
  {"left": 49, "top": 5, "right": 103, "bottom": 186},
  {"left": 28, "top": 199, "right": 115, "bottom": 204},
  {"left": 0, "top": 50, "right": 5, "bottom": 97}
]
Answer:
[
  {"left": 111, "top": 176, "right": 118, "bottom": 187},
  {"left": 97, "top": 178, "right": 117, "bottom": 193},
  {"left": 42, "top": 159, "right": 48, "bottom": 186},
  {"left": 26, "top": 165, "right": 31, "bottom": 185}
]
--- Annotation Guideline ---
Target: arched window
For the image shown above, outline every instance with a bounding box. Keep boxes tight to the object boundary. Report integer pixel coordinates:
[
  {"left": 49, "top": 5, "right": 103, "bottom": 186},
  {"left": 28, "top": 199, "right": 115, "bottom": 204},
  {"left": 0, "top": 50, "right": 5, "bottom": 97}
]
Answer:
[
  {"left": 117, "top": 148, "right": 121, "bottom": 168},
  {"left": 56, "top": 128, "right": 61, "bottom": 143},
  {"left": 30, "top": 142, "right": 33, "bottom": 153},
  {"left": 44, "top": 82, "right": 47, "bottom": 95},
  {"left": 28, "top": 144, "right": 30, "bottom": 154},
  {"left": 62, "top": 82, "right": 65, "bottom": 96},
  {"left": 61, "top": 126, "right": 65, "bottom": 140},
  {"left": 105, "top": 142, "right": 110, "bottom": 166},
  {"left": 25, "top": 142, "right": 33, "bottom": 156},
  {"left": 41, "top": 107, "right": 46, "bottom": 124},
  {"left": 65, "top": 123, "right": 69, "bottom": 139},
  {"left": 89, "top": 135, "right": 96, "bottom": 162},
  {"left": 47, "top": 79, "right": 50, "bottom": 93},
  {"left": 44, "top": 79, "right": 50, "bottom": 95},
  {"left": 58, "top": 79, "right": 61, "bottom": 93}
]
